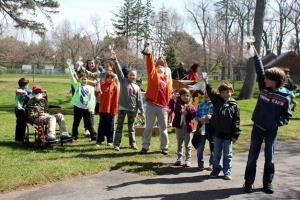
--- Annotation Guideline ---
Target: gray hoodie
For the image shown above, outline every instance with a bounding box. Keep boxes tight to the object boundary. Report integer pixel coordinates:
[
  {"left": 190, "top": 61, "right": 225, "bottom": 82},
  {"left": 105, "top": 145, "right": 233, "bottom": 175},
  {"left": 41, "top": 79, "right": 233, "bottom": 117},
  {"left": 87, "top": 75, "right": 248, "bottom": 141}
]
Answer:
[{"left": 115, "top": 61, "right": 144, "bottom": 113}]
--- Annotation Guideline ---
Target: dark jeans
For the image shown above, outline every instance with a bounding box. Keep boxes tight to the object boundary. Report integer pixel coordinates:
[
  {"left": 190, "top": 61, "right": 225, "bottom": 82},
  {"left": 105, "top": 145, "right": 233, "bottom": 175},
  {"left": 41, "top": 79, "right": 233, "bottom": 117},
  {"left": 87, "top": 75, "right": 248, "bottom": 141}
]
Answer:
[
  {"left": 197, "top": 127, "right": 214, "bottom": 166},
  {"left": 244, "top": 125, "right": 278, "bottom": 185},
  {"left": 15, "top": 108, "right": 26, "bottom": 142},
  {"left": 72, "top": 106, "right": 96, "bottom": 140},
  {"left": 97, "top": 113, "right": 114, "bottom": 144},
  {"left": 84, "top": 102, "right": 100, "bottom": 131}
]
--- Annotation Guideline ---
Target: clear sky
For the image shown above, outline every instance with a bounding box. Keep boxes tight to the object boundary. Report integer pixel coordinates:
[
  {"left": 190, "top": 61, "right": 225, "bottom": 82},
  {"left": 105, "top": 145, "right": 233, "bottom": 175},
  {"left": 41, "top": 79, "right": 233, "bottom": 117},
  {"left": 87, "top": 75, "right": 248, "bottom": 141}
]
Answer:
[
  {"left": 11, "top": 0, "right": 195, "bottom": 43},
  {"left": 50, "top": 0, "right": 187, "bottom": 32}
]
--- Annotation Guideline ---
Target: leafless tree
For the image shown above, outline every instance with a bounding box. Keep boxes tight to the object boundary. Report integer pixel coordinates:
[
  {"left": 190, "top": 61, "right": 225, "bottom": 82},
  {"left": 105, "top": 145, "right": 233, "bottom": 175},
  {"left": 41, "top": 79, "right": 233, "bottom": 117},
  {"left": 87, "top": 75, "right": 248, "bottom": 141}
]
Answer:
[
  {"left": 286, "top": 0, "right": 300, "bottom": 54},
  {"left": 186, "top": 0, "right": 211, "bottom": 72},
  {"left": 239, "top": 0, "right": 267, "bottom": 99},
  {"left": 270, "top": 0, "right": 293, "bottom": 55}
]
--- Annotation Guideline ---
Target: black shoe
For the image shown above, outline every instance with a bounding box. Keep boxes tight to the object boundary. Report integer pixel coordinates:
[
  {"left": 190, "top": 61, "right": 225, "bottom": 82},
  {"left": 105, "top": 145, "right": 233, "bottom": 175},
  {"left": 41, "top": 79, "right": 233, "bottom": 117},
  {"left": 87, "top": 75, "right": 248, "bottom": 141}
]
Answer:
[
  {"left": 139, "top": 148, "right": 148, "bottom": 154},
  {"left": 161, "top": 149, "right": 168, "bottom": 155},
  {"left": 263, "top": 183, "right": 274, "bottom": 194},
  {"left": 91, "top": 135, "right": 97, "bottom": 141},
  {"left": 243, "top": 182, "right": 254, "bottom": 193}
]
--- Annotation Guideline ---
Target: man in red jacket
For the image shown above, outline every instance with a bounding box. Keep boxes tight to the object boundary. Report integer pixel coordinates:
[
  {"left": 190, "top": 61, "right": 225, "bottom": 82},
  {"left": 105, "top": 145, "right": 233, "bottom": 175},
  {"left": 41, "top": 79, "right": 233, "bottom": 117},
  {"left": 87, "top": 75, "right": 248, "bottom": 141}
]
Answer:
[{"left": 139, "top": 42, "right": 172, "bottom": 155}]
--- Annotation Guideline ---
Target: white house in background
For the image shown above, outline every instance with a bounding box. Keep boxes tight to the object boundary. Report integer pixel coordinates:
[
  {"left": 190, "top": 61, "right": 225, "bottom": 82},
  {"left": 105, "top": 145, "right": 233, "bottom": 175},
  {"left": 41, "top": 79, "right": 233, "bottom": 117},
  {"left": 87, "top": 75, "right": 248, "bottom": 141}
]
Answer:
[
  {"left": 43, "top": 65, "right": 54, "bottom": 74},
  {"left": 22, "top": 65, "right": 32, "bottom": 72}
]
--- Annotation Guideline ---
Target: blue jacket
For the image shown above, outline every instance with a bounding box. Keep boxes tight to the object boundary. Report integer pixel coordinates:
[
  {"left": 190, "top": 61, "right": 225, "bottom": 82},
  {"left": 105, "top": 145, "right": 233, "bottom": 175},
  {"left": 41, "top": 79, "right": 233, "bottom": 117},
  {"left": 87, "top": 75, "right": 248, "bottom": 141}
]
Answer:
[{"left": 252, "top": 56, "right": 292, "bottom": 131}]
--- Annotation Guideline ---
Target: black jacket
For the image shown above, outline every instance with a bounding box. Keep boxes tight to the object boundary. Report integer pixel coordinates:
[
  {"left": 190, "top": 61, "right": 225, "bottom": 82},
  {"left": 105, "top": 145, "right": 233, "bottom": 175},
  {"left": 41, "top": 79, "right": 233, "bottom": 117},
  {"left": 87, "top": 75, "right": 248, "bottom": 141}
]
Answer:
[{"left": 206, "top": 84, "right": 241, "bottom": 140}]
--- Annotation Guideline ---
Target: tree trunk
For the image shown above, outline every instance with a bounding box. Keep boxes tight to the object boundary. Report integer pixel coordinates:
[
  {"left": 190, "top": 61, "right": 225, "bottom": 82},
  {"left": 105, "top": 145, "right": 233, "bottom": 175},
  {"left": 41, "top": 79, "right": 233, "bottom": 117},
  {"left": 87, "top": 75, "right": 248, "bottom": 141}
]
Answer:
[{"left": 239, "top": 0, "right": 266, "bottom": 99}]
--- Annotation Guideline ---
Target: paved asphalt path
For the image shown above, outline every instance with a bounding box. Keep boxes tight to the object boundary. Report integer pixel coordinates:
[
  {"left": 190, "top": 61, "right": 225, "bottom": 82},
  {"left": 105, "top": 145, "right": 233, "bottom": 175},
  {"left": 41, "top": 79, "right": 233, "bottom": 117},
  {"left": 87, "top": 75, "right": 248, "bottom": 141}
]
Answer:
[{"left": 1, "top": 141, "right": 299, "bottom": 200}]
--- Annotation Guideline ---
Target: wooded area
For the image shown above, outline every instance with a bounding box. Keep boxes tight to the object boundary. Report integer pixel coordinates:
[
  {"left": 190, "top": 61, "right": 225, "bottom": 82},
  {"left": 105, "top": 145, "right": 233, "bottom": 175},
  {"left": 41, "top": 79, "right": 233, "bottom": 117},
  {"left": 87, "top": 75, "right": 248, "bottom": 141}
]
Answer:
[{"left": 0, "top": 0, "right": 299, "bottom": 98}]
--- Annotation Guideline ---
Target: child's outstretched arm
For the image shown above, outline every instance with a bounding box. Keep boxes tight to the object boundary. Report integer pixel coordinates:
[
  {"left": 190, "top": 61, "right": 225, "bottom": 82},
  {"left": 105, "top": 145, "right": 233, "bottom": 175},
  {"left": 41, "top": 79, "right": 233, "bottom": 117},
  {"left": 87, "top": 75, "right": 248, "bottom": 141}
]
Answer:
[
  {"left": 203, "top": 77, "right": 219, "bottom": 104},
  {"left": 112, "top": 53, "right": 125, "bottom": 80},
  {"left": 251, "top": 44, "right": 265, "bottom": 91},
  {"left": 141, "top": 42, "right": 155, "bottom": 76}
]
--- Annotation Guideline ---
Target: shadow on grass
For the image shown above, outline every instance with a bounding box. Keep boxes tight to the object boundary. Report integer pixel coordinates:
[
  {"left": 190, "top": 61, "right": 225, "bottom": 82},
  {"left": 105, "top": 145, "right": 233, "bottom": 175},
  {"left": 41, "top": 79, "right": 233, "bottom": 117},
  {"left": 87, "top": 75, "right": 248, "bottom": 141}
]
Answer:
[
  {"left": 290, "top": 117, "right": 300, "bottom": 121},
  {"left": 110, "top": 188, "right": 262, "bottom": 200},
  {"left": 0, "top": 105, "right": 14, "bottom": 112}
]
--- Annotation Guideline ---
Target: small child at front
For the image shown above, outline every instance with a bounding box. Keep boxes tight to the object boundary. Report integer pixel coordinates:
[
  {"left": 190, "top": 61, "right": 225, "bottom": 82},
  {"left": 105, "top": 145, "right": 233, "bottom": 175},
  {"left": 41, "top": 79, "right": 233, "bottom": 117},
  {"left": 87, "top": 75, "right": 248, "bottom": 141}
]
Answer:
[
  {"left": 97, "top": 71, "right": 120, "bottom": 146},
  {"left": 70, "top": 72, "right": 98, "bottom": 141},
  {"left": 171, "top": 88, "right": 196, "bottom": 167},
  {"left": 14, "top": 78, "right": 32, "bottom": 144},
  {"left": 243, "top": 45, "right": 292, "bottom": 194},
  {"left": 204, "top": 77, "right": 241, "bottom": 180},
  {"left": 195, "top": 92, "right": 214, "bottom": 171}
]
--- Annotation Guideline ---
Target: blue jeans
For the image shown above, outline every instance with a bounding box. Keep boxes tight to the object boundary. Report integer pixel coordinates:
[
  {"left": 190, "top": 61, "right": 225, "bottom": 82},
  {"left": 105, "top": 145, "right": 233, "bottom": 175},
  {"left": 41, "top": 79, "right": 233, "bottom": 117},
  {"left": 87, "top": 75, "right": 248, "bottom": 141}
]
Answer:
[
  {"left": 244, "top": 125, "right": 277, "bottom": 185},
  {"left": 197, "top": 134, "right": 214, "bottom": 166},
  {"left": 212, "top": 136, "right": 233, "bottom": 176}
]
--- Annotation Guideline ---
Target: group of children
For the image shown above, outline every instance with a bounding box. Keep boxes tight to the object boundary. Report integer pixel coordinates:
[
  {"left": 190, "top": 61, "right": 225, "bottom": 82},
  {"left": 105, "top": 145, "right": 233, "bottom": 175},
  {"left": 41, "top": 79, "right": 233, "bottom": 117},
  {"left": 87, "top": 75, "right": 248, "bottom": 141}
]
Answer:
[{"left": 14, "top": 43, "right": 293, "bottom": 194}]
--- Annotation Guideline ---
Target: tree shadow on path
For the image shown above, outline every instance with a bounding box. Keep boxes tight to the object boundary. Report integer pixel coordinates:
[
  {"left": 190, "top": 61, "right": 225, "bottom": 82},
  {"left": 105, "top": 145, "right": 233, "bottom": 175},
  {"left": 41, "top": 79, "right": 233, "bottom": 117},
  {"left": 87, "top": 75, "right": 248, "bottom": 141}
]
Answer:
[{"left": 109, "top": 187, "right": 262, "bottom": 200}]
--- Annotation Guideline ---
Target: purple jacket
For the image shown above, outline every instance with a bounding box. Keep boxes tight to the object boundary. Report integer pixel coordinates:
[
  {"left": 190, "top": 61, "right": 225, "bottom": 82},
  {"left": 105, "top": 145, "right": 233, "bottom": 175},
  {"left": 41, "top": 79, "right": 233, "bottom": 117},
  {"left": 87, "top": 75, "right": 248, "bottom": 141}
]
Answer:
[{"left": 171, "top": 98, "right": 196, "bottom": 133}]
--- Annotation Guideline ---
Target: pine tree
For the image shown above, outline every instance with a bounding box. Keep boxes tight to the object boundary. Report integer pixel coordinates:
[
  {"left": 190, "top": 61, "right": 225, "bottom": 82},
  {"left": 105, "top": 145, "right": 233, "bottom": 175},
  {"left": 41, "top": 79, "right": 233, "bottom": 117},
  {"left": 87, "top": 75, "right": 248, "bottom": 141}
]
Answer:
[
  {"left": 144, "top": 0, "right": 154, "bottom": 39},
  {"left": 113, "top": 0, "right": 137, "bottom": 45},
  {"left": 165, "top": 46, "right": 178, "bottom": 70},
  {"left": 0, "top": 0, "right": 59, "bottom": 36},
  {"left": 132, "top": 0, "right": 146, "bottom": 56}
]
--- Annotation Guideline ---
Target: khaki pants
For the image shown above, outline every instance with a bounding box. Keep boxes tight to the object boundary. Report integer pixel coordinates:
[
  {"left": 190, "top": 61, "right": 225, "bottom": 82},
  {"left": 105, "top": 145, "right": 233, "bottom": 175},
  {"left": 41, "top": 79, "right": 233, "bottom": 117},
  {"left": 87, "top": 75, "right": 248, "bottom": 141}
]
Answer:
[
  {"left": 175, "top": 128, "right": 192, "bottom": 161},
  {"left": 142, "top": 102, "right": 169, "bottom": 150},
  {"left": 35, "top": 113, "right": 67, "bottom": 136}
]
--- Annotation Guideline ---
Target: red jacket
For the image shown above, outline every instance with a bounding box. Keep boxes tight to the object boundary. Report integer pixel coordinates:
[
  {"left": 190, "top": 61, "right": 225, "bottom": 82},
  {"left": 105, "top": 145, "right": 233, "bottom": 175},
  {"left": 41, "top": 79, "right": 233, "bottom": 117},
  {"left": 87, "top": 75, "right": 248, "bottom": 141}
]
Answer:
[
  {"left": 145, "top": 54, "right": 172, "bottom": 106},
  {"left": 98, "top": 79, "right": 120, "bottom": 116},
  {"left": 188, "top": 71, "right": 199, "bottom": 81}
]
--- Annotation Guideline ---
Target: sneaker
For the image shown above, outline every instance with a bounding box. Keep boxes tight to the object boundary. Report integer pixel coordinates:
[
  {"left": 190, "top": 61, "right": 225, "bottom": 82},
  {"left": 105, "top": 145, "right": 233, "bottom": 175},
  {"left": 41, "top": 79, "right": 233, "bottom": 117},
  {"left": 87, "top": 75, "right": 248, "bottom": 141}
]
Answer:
[
  {"left": 47, "top": 133, "right": 56, "bottom": 142},
  {"left": 131, "top": 144, "right": 138, "bottom": 150},
  {"left": 207, "top": 165, "right": 213, "bottom": 171},
  {"left": 107, "top": 143, "right": 113, "bottom": 147},
  {"left": 263, "top": 183, "right": 274, "bottom": 194},
  {"left": 90, "top": 134, "right": 97, "bottom": 141},
  {"left": 243, "top": 182, "right": 254, "bottom": 193},
  {"left": 174, "top": 159, "right": 183, "bottom": 166},
  {"left": 15, "top": 140, "right": 24, "bottom": 145},
  {"left": 61, "top": 132, "right": 73, "bottom": 141},
  {"left": 198, "top": 163, "right": 204, "bottom": 170},
  {"left": 139, "top": 148, "right": 148, "bottom": 154},
  {"left": 114, "top": 146, "right": 120, "bottom": 151},
  {"left": 185, "top": 160, "right": 192, "bottom": 167},
  {"left": 84, "top": 129, "right": 90, "bottom": 137},
  {"left": 161, "top": 149, "right": 169, "bottom": 155},
  {"left": 209, "top": 170, "right": 219, "bottom": 178},
  {"left": 223, "top": 175, "right": 232, "bottom": 180}
]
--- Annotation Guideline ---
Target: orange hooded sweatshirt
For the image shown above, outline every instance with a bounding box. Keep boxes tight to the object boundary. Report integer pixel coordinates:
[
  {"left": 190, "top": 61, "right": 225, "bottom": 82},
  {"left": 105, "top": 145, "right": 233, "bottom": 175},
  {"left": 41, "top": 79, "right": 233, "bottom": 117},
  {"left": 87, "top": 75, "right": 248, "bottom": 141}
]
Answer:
[
  {"left": 145, "top": 54, "right": 172, "bottom": 106},
  {"left": 98, "top": 79, "right": 120, "bottom": 116}
]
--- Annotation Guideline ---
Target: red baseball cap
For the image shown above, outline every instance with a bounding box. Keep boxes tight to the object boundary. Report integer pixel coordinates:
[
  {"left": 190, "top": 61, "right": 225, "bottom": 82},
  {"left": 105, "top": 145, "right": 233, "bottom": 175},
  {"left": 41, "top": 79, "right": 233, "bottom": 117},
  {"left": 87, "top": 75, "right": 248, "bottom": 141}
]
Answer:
[{"left": 32, "top": 85, "right": 43, "bottom": 93}]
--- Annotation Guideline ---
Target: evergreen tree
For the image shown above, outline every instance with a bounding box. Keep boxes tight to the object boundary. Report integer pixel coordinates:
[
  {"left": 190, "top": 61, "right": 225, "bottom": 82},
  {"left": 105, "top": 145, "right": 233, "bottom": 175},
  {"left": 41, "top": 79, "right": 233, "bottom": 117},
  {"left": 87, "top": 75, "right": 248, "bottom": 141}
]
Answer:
[
  {"left": 113, "top": 0, "right": 137, "bottom": 44},
  {"left": 165, "top": 45, "right": 178, "bottom": 70},
  {"left": 144, "top": 0, "right": 154, "bottom": 39},
  {"left": 0, "top": 0, "right": 59, "bottom": 36},
  {"left": 132, "top": 0, "right": 146, "bottom": 56}
]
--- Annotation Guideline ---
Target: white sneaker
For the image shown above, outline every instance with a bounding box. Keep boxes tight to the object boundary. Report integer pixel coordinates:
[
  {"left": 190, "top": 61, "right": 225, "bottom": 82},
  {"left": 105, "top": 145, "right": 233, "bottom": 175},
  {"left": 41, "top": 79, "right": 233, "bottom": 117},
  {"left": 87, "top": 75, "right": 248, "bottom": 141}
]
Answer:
[
  {"left": 84, "top": 129, "right": 90, "bottom": 136},
  {"left": 47, "top": 133, "right": 56, "bottom": 141}
]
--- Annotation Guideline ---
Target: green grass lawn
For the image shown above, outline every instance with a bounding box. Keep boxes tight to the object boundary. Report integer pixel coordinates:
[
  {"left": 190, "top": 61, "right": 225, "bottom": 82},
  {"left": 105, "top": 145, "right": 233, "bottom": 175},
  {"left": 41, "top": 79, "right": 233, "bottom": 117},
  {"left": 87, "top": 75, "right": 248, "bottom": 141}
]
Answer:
[{"left": 0, "top": 73, "right": 299, "bottom": 192}]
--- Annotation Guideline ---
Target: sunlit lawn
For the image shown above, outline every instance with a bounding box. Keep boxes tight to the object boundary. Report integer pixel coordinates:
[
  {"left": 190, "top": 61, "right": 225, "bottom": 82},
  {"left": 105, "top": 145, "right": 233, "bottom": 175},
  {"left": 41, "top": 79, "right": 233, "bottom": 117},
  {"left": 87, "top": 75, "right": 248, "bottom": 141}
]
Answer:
[{"left": 0, "top": 73, "right": 299, "bottom": 192}]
